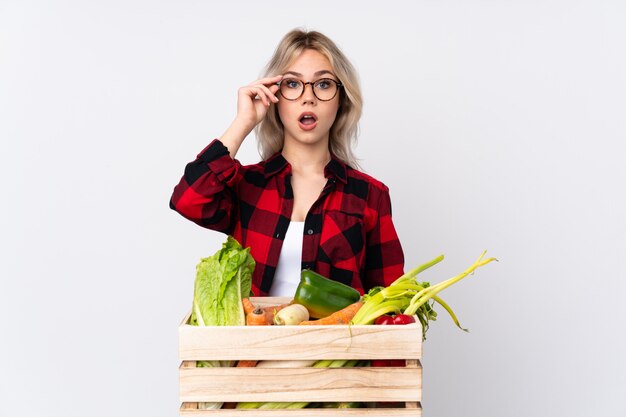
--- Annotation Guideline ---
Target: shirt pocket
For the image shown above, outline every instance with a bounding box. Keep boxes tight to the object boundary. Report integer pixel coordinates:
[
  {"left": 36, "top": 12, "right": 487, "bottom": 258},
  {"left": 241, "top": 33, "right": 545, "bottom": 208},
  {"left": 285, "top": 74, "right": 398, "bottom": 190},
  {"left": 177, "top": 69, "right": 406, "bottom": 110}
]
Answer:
[{"left": 320, "top": 210, "right": 365, "bottom": 263}]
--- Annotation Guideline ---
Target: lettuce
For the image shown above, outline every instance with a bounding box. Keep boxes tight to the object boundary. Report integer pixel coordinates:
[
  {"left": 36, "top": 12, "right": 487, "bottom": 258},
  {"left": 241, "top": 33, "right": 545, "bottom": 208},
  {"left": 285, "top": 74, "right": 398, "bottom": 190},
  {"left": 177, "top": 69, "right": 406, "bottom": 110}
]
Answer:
[
  {"left": 188, "top": 236, "right": 255, "bottom": 409},
  {"left": 191, "top": 236, "right": 255, "bottom": 327}
]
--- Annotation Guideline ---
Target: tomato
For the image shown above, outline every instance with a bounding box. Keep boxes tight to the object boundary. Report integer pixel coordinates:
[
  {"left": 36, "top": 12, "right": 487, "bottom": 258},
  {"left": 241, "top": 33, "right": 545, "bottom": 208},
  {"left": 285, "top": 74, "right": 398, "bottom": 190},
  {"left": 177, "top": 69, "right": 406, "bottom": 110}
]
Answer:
[
  {"left": 374, "top": 315, "right": 394, "bottom": 325},
  {"left": 372, "top": 314, "right": 412, "bottom": 368},
  {"left": 392, "top": 314, "right": 416, "bottom": 325}
]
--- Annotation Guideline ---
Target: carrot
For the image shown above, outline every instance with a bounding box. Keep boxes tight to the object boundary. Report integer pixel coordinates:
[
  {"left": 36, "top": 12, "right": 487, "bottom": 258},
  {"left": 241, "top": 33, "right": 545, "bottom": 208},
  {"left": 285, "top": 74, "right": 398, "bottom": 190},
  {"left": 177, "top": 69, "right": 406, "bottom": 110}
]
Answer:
[
  {"left": 242, "top": 298, "right": 256, "bottom": 316},
  {"left": 299, "top": 301, "right": 364, "bottom": 325},
  {"left": 236, "top": 360, "right": 258, "bottom": 367},
  {"left": 243, "top": 298, "right": 290, "bottom": 323},
  {"left": 246, "top": 307, "right": 270, "bottom": 325}
]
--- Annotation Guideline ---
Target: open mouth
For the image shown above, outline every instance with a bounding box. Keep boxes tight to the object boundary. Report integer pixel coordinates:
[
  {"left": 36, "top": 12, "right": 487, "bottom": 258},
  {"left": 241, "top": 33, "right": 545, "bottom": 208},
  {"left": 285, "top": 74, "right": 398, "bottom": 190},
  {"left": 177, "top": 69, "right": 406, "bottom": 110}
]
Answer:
[
  {"left": 300, "top": 115, "right": 316, "bottom": 125},
  {"left": 298, "top": 113, "right": 318, "bottom": 130}
]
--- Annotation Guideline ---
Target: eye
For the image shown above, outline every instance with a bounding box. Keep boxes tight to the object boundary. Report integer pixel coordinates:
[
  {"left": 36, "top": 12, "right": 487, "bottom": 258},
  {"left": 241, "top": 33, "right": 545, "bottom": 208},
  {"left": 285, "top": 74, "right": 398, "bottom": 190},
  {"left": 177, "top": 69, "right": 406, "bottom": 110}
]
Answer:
[
  {"left": 283, "top": 78, "right": 302, "bottom": 89},
  {"left": 315, "top": 79, "right": 333, "bottom": 90}
]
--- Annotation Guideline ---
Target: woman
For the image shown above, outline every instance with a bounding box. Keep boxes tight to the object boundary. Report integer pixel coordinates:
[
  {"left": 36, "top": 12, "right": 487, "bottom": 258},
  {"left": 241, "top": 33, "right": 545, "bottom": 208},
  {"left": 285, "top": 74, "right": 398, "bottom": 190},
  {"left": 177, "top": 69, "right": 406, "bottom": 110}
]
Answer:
[{"left": 170, "top": 29, "right": 404, "bottom": 296}]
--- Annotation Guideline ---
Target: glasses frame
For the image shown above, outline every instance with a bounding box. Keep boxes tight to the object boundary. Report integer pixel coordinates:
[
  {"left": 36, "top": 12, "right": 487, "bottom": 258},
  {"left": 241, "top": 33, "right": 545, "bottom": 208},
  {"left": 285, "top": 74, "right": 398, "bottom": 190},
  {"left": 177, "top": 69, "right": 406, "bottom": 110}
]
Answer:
[{"left": 276, "top": 78, "right": 343, "bottom": 102}]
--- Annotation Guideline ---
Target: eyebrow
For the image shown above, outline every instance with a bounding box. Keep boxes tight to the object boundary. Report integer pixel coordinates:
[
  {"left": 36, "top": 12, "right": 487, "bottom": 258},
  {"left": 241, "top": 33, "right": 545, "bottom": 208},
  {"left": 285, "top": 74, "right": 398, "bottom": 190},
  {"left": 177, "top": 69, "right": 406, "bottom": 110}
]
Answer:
[{"left": 283, "top": 70, "right": 336, "bottom": 78}]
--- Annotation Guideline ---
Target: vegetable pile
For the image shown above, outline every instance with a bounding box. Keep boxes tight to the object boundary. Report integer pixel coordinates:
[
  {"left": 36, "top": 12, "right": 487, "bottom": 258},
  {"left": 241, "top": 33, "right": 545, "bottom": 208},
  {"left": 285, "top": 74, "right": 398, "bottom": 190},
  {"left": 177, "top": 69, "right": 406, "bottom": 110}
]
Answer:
[{"left": 188, "top": 236, "right": 497, "bottom": 410}]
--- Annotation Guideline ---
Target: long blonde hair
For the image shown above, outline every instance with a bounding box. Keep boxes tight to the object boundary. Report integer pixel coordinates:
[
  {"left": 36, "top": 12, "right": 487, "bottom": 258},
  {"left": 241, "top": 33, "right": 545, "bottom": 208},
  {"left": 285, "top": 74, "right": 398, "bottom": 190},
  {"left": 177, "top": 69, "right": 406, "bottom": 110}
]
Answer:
[{"left": 255, "top": 29, "right": 363, "bottom": 169}]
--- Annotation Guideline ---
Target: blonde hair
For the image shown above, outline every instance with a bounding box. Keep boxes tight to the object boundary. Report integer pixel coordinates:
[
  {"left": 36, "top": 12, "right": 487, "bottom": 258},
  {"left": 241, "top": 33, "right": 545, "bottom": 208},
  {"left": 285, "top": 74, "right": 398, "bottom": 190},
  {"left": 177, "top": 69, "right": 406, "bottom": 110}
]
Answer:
[{"left": 255, "top": 29, "right": 363, "bottom": 169}]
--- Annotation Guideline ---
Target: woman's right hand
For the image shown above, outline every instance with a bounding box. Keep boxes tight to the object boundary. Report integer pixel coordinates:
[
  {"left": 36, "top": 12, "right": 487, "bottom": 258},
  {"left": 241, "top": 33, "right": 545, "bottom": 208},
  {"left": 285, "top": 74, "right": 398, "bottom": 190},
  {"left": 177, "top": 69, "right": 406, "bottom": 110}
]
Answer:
[{"left": 233, "top": 75, "right": 282, "bottom": 133}]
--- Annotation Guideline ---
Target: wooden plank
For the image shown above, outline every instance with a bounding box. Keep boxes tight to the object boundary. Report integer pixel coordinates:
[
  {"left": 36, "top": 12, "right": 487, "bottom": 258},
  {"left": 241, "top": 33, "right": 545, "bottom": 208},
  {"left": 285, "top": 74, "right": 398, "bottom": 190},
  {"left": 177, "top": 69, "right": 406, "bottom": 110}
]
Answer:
[
  {"left": 180, "top": 361, "right": 199, "bottom": 410},
  {"left": 179, "top": 366, "right": 422, "bottom": 403},
  {"left": 179, "top": 323, "right": 422, "bottom": 361},
  {"left": 250, "top": 297, "right": 291, "bottom": 307},
  {"left": 179, "top": 406, "right": 422, "bottom": 416},
  {"left": 405, "top": 360, "right": 419, "bottom": 368},
  {"left": 404, "top": 359, "right": 421, "bottom": 409}
]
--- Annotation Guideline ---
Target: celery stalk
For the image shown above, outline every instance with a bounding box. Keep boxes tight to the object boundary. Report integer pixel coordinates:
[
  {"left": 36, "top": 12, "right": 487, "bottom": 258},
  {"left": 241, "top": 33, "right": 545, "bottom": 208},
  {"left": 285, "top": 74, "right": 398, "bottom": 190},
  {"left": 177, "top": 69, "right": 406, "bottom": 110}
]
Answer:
[
  {"left": 404, "top": 251, "right": 497, "bottom": 316},
  {"left": 390, "top": 254, "right": 444, "bottom": 285}
]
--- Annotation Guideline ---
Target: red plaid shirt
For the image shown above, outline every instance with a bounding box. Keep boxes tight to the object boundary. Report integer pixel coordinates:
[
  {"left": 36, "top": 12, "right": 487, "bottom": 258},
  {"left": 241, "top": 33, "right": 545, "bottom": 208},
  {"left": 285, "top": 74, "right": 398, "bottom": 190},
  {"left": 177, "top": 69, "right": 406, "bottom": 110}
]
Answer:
[{"left": 170, "top": 139, "right": 404, "bottom": 295}]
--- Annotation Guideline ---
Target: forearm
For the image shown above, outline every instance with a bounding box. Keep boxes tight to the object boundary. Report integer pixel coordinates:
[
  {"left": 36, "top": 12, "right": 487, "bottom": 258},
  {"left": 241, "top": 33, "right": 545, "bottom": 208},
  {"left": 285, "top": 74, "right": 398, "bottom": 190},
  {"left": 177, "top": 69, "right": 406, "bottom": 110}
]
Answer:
[{"left": 219, "top": 118, "right": 254, "bottom": 158}]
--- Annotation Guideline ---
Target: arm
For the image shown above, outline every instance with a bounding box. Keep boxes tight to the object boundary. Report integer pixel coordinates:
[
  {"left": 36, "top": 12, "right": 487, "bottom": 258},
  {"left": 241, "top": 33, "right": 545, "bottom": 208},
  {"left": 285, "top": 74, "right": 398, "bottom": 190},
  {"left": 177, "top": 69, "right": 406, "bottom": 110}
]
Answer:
[
  {"left": 169, "top": 139, "right": 242, "bottom": 234},
  {"left": 169, "top": 75, "right": 282, "bottom": 232},
  {"left": 363, "top": 185, "right": 405, "bottom": 290}
]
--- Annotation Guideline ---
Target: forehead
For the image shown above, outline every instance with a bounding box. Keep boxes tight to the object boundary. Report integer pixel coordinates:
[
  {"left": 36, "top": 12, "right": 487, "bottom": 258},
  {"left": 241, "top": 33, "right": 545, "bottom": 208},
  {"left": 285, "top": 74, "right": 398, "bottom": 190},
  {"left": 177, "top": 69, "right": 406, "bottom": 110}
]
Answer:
[{"left": 284, "top": 49, "right": 334, "bottom": 76}]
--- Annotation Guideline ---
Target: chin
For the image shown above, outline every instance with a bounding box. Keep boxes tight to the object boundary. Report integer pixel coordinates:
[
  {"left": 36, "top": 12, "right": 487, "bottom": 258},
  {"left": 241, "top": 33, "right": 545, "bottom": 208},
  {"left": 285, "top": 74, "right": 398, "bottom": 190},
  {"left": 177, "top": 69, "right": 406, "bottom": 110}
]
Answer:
[
  {"left": 288, "top": 124, "right": 333, "bottom": 144},
  {"left": 293, "top": 135, "right": 328, "bottom": 147}
]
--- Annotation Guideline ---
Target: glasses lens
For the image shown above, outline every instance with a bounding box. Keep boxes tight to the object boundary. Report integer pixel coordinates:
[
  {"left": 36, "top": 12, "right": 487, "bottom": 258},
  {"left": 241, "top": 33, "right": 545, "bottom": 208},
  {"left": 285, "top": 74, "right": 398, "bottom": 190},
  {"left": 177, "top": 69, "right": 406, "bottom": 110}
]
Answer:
[
  {"left": 313, "top": 79, "right": 338, "bottom": 101},
  {"left": 280, "top": 78, "right": 303, "bottom": 100}
]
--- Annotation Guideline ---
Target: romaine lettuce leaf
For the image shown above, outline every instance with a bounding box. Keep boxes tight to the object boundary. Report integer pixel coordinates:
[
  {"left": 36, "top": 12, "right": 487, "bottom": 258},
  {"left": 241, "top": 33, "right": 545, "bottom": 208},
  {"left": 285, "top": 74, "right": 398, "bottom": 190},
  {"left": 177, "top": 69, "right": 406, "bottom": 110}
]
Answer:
[{"left": 191, "top": 236, "right": 255, "bottom": 327}]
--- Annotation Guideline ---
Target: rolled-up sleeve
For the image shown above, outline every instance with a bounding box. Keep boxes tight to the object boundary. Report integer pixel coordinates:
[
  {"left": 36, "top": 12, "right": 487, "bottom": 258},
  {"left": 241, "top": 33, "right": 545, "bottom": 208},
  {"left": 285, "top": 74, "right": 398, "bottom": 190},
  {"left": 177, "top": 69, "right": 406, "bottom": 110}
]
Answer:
[{"left": 169, "top": 139, "right": 241, "bottom": 233}]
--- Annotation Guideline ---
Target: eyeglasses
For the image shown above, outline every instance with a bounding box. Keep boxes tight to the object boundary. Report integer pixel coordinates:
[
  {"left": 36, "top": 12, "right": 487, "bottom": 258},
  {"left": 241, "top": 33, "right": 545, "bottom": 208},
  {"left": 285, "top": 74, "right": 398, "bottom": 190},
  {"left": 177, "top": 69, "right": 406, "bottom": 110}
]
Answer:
[{"left": 276, "top": 78, "right": 343, "bottom": 101}]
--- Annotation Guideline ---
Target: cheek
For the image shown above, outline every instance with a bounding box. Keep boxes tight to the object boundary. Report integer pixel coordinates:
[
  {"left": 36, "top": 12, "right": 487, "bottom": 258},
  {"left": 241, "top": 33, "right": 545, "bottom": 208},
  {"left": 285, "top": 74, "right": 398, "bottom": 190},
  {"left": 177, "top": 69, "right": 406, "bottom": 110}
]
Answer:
[
  {"left": 324, "top": 103, "right": 340, "bottom": 126},
  {"left": 276, "top": 102, "right": 292, "bottom": 125}
]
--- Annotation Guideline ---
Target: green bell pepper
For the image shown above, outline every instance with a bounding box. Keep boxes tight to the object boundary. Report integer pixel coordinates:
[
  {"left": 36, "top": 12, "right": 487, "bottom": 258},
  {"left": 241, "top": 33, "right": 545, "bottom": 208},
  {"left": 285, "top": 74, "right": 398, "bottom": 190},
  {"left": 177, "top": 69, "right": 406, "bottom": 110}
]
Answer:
[{"left": 293, "top": 269, "right": 361, "bottom": 319}]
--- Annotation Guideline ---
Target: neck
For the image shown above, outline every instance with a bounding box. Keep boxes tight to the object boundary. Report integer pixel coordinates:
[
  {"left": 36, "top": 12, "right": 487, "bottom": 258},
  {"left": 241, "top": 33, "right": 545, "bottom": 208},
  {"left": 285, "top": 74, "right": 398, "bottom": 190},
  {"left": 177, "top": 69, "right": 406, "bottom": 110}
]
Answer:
[{"left": 282, "top": 138, "right": 331, "bottom": 174}]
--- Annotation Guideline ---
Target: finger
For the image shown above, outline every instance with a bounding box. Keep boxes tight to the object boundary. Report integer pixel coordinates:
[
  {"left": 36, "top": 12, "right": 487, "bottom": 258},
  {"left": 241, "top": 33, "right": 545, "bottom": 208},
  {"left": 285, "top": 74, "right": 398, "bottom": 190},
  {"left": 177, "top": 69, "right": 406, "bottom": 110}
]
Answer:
[
  {"left": 247, "top": 74, "right": 283, "bottom": 88},
  {"left": 248, "top": 83, "right": 278, "bottom": 105},
  {"left": 268, "top": 83, "right": 280, "bottom": 95},
  {"left": 255, "top": 83, "right": 279, "bottom": 103},
  {"left": 239, "top": 86, "right": 268, "bottom": 105},
  {"left": 249, "top": 86, "right": 270, "bottom": 106}
]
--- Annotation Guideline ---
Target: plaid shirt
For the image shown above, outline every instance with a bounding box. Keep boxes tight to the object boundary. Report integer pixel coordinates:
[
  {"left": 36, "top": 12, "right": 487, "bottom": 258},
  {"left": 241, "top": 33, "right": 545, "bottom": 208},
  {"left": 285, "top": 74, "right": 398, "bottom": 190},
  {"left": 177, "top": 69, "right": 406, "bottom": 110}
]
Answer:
[{"left": 170, "top": 139, "right": 404, "bottom": 295}]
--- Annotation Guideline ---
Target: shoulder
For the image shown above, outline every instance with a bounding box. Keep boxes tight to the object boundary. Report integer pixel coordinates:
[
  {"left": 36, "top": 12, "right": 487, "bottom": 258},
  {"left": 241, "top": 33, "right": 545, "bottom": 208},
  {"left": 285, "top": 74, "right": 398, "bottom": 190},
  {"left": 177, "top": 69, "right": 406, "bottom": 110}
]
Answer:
[
  {"left": 239, "top": 159, "right": 266, "bottom": 172},
  {"left": 345, "top": 166, "right": 390, "bottom": 196},
  {"left": 344, "top": 167, "right": 394, "bottom": 227}
]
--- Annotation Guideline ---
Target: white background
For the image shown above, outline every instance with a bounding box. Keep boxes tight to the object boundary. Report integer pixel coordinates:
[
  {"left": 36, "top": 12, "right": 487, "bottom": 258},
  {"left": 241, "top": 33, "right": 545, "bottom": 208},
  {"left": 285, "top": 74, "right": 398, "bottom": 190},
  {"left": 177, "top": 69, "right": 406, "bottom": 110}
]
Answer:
[{"left": 1, "top": 1, "right": 625, "bottom": 416}]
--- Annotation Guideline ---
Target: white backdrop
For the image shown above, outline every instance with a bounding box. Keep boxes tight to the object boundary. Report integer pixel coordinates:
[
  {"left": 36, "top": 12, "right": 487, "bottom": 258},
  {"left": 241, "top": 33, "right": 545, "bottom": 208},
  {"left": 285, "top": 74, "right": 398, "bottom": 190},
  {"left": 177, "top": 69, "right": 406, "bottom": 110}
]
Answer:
[{"left": 1, "top": 1, "right": 625, "bottom": 416}]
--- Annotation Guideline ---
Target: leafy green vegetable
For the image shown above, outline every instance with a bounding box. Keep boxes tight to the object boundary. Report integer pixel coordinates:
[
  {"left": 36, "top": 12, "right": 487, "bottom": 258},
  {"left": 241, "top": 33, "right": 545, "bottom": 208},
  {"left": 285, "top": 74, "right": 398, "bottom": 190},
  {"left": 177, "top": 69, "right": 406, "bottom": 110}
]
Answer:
[
  {"left": 190, "top": 235, "right": 255, "bottom": 385},
  {"left": 191, "top": 236, "right": 254, "bottom": 327},
  {"left": 351, "top": 251, "right": 497, "bottom": 340}
]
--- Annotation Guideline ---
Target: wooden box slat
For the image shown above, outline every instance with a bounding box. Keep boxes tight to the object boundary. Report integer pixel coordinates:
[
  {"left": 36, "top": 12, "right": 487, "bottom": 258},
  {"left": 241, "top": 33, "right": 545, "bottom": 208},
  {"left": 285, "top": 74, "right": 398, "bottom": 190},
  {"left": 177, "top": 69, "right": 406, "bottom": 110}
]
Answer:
[
  {"left": 179, "top": 364, "right": 422, "bottom": 403},
  {"left": 179, "top": 324, "right": 422, "bottom": 361},
  {"left": 179, "top": 297, "right": 421, "bottom": 361},
  {"left": 179, "top": 407, "right": 422, "bottom": 416}
]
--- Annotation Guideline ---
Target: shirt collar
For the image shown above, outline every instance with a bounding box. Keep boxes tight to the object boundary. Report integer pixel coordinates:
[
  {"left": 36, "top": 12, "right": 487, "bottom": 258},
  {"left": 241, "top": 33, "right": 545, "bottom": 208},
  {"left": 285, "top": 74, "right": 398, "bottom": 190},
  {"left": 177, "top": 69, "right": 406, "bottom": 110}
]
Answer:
[{"left": 263, "top": 151, "right": 348, "bottom": 184}]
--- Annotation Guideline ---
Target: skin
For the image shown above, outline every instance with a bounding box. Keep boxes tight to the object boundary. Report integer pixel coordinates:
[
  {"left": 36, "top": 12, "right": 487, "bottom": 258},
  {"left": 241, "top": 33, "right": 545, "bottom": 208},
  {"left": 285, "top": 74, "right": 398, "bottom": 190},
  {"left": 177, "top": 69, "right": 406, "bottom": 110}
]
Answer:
[{"left": 219, "top": 49, "right": 341, "bottom": 222}]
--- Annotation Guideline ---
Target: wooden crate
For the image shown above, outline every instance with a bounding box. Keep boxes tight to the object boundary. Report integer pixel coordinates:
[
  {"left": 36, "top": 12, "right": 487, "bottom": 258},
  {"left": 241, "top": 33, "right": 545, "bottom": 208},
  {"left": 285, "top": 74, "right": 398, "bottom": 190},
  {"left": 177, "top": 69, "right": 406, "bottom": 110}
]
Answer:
[{"left": 179, "top": 297, "right": 423, "bottom": 416}]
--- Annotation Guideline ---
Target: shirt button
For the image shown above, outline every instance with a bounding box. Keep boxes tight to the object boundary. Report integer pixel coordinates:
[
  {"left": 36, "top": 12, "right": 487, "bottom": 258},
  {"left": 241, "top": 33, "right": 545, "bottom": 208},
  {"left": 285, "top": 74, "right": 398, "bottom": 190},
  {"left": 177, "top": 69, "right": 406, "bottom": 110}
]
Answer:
[{"left": 307, "top": 229, "right": 314, "bottom": 235}]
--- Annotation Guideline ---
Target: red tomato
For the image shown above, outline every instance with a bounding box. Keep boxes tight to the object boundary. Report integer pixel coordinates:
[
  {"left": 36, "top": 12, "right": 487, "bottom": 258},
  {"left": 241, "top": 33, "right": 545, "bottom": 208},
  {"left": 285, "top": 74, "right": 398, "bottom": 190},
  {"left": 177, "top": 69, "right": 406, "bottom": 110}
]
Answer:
[
  {"left": 372, "top": 315, "right": 410, "bottom": 369},
  {"left": 392, "top": 314, "right": 416, "bottom": 325},
  {"left": 374, "top": 315, "right": 394, "bottom": 325}
]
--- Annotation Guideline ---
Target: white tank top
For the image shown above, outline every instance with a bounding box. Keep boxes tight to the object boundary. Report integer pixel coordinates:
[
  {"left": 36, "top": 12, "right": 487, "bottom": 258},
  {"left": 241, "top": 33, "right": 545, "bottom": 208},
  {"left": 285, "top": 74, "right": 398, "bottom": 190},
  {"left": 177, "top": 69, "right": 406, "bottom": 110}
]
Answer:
[{"left": 268, "top": 221, "right": 304, "bottom": 297}]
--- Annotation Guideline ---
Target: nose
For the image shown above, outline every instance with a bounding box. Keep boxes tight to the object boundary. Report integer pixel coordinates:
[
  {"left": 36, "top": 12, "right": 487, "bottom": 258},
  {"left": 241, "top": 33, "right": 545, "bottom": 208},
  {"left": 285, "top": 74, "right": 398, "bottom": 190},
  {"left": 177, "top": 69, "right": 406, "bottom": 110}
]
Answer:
[{"left": 301, "top": 82, "right": 317, "bottom": 104}]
